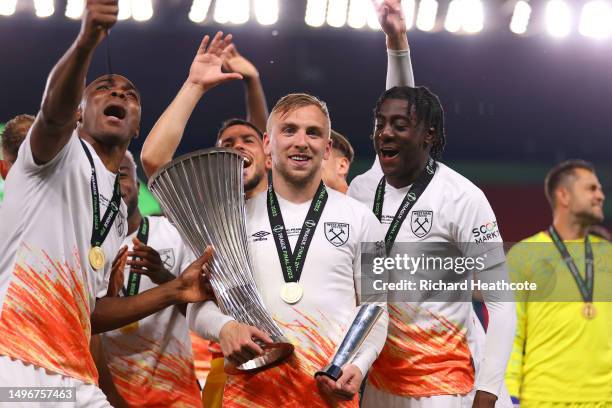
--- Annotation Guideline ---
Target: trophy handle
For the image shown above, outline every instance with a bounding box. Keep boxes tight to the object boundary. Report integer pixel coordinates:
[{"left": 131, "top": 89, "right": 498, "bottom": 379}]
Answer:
[{"left": 313, "top": 304, "right": 384, "bottom": 382}]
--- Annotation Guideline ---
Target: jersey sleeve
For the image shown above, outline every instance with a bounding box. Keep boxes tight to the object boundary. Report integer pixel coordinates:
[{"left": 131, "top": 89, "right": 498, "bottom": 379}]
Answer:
[
  {"left": 350, "top": 207, "right": 389, "bottom": 377},
  {"left": 18, "top": 129, "right": 80, "bottom": 175},
  {"left": 452, "top": 187, "right": 504, "bottom": 267},
  {"left": 386, "top": 49, "right": 415, "bottom": 89}
]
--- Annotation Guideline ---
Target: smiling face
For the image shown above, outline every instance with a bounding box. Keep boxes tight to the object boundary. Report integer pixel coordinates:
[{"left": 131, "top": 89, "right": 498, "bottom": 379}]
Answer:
[
  {"left": 265, "top": 105, "right": 331, "bottom": 187},
  {"left": 374, "top": 98, "right": 433, "bottom": 187},
  {"left": 79, "top": 74, "right": 141, "bottom": 146},
  {"left": 217, "top": 124, "right": 267, "bottom": 194}
]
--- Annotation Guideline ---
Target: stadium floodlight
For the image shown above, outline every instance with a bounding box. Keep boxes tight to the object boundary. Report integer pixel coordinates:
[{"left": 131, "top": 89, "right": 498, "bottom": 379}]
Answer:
[
  {"left": 327, "top": 0, "right": 348, "bottom": 27},
  {"left": 118, "top": 0, "right": 131, "bottom": 20},
  {"left": 579, "top": 0, "right": 612, "bottom": 39},
  {"left": 132, "top": 0, "right": 153, "bottom": 21},
  {"left": 215, "top": 0, "right": 249, "bottom": 24},
  {"left": 462, "top": 0, "right": 483, "bottom": 33},
  {"left": 347, "top": 0, "right": 368, "bottom": 28},
  {"left": 305, "top": 0, "right": 327, "bottom": 27},
  {"left": 416, "top": 0, "right": 438, "bottom": 32},
  {"left": 0, "top": 0, "right": 17, "bottom": 16},
  {"left": 254, "top": 0, "right": 279, "bottom": 25},
  {"left": 510, "top": 0, "right": 531, "bottom": 35},
  {"left": 189, "top": 0, "right": 212, "bottom": 23},
  {"left": 444, "top": 0, "right": 462, "bottom": 33},
  {"left": 366, "top": 0, "right": 381, "bottom": 30},
  {"left": 402, "top": 0, "right": 416, "bottom": 30},
  {"left": 34, "top": 0, "right": 54, "bottom": 18},
  {"left": 546, "top": 0, "right": 572, "bottom": 38},
  {"left": 65, "top": 0, "right": 83, "bottom": 19}
]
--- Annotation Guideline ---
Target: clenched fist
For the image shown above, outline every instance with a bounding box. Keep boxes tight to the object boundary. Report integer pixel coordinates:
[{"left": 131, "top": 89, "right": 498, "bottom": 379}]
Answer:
[{"left": 77, "top": 0, "right": 119, "bottom": 50}]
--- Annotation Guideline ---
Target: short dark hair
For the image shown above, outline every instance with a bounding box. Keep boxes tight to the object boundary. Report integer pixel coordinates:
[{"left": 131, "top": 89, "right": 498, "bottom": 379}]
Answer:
[
  {"left": 544, "top": 159, "right": 596, "bottom": 208},
  {"left": 373, "top": 86, "right": 446, "bottom": 160},
  {"left": 1, "top": 114, "right": 35, "bottom": 163},
  {"left": 330, "top": 129, "right": 354, "bottom": 163},
  {"left": 217, "top": 118, "right": 263, "bottom": 141}
]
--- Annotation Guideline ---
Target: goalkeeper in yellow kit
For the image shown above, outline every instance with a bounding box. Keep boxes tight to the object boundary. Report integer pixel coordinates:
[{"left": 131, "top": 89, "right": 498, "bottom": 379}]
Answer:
[{"left": 505, "top": 160, "right": 612, "bottom": 408}]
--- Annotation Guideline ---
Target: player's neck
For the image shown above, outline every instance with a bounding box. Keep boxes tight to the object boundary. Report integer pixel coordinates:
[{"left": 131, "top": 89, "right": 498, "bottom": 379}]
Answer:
[
  {"left": 245, "top": 178, "right": 268, "bottom": 200},
  {"left": 552, "top": 213, "right": 590, "bottom": 240},
  {"left": 79, "top": 132, "right": 129, "bottom": 173},
  {"left": 127, "top": 209, "right": 143, "bottom": 235},
  {"left": 386, "top": 155, "right": 428, "bottom": 189},
  {"left": 272, "top": 172, "right": 321, "bottom": 204}
]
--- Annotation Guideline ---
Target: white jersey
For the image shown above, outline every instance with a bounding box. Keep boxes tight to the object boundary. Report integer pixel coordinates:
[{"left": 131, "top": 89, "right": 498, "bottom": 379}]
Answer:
[
  {"left": 101, "top": 216, "right": 200, "bottom": 407},
  {"left": 192, "top": 186, "right": 387, "bottom": 408},
  {"left": 349, "top": 161, "right": 503, "bottom": 398},
  {"left": 0, "top": 132, "right": 127, "bottom": 385}
]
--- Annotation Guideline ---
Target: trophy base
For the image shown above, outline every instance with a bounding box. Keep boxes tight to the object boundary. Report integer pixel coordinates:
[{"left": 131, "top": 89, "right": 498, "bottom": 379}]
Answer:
[
  {"left": 314, "top": 364, "right": 342, "bottom": 381},
  {"left": 224, "top": 342, "right": 294, "bottom": 375}
]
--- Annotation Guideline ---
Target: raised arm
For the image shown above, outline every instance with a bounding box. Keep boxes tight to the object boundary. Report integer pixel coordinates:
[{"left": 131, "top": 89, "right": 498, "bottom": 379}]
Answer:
[
  {"left": 222, "top": 44, "right": 269, "bottom": 132},
  {"left": 373, "top": 0, "right": 415, "bottom": 89},
  {"left": 140, "top": 32, "right": 242, "bottom": 177},
  {"left": 30, "top": 0, "right": 118, "bottom": 164}
]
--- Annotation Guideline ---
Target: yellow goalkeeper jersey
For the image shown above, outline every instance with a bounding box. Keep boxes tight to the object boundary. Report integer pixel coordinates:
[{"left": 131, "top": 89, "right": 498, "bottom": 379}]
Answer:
[{"left": 505, "top": 231, "right": 612, "bottom": 403}]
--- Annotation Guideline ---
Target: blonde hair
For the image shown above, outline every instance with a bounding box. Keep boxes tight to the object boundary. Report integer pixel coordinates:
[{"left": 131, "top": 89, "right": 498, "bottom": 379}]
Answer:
[{"left": 267, "top": 93, "right": 331, "bottom": 136}]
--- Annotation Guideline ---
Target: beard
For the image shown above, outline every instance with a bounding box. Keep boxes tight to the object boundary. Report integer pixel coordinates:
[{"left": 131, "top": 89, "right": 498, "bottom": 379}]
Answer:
[
  {"left": 244, "top": 166, "right": 265, "bottom": 194},
  {"left": 276, "top": 159, "right": 319, "bottom": 187},
  {"left": 575, "top": 208, "right": 604, "bottom": 225}
]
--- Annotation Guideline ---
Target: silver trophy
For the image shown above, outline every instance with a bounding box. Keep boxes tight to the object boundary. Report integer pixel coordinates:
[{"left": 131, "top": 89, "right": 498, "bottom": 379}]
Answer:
[
  {"left": 148, "top": 148, "right": 294, "bottom": 374},
  {"left": 315, "top": 304, "right": 384, "bottom": 381}
]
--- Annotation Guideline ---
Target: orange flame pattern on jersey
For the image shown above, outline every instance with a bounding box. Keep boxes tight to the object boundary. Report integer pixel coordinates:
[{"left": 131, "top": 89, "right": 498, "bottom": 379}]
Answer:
[
  {"left": 367, "top": 304, "right": 474, "bottom": 397},
  {"left": 223, "top": 310, "right": 359, "bottom": 408},
  {"left": 0, "top": 245, "right": 97, "bottom": 384},
  {"left": 104, "top": 334, "right": 201, "bottom": 408}
]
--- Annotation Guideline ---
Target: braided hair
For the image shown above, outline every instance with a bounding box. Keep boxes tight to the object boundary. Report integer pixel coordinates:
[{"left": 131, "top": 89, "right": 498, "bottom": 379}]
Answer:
[{"left": 373, "top": 86, "right": 446, "bottom": 160}]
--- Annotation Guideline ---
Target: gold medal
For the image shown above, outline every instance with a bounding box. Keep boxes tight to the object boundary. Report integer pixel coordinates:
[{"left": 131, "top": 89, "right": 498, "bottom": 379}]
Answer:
[
  {"left": 119, "top": 321, "right": 139, "bottom": 334},
  {"left": 583, "top": 302, "right": 597, "bottom": 320},
  {"left": 88, "top": 246, "right": 105, "bottom": 270},
  {"left": 280, "top": 282, "right": 303, "bottom": 304}
]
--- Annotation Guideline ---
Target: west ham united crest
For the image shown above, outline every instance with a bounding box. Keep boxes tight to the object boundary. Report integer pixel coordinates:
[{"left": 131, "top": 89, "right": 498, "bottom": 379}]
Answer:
[
  {"left": 411, "top": 210, "right": 433, "bottom": 238},
  {"left": 159, "top": 248, "right": 176, "bottom": 270},
  {"left": 324, "top": 222, "right": 349, "bottom": 247}
]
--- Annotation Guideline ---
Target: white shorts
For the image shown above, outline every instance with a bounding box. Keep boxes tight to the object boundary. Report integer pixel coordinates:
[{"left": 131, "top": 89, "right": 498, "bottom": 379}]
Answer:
[
  {"left": 0, "top": 355, "right": 111, "bottom": 408},
  {"left": 361, "top": 383, "right": 514, "bottom": 408}
]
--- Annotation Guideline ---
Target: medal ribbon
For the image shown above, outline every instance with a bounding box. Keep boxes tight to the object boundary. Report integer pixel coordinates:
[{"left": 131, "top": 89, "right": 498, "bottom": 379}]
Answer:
[
  {"left": 80, "top": 139, "right": 121, "bottom": 250},
  {"left": 548, "top": 226, "right": 594, "bottom": 303},
  {"left": 267, "top": 182, "right": 328, "bottom": 284},
  {"left": 373, "top": 157, "right": 437, "bottom": 253},
  {"left": 125, "top": 217, "right": 149, "bottom": 296}
]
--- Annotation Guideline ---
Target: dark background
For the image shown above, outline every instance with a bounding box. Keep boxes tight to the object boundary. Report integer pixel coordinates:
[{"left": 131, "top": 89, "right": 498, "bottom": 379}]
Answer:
[{"left": 1, "top": 0, "right": 611, "bottom": 239}]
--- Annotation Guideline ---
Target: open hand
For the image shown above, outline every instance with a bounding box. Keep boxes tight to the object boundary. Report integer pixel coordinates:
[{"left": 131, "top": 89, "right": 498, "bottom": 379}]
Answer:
[
  {"left": 176, "top": 246, "right": 215, "bottom": 303},
  {"left": 222, "top": 43, "right": 259, "bottom": 80},
  {"left": 187, "top": 32, "right": 243, "bottom": 92},
  {"left": 127, "top": 237, "right": 173, "bottom": 285}
]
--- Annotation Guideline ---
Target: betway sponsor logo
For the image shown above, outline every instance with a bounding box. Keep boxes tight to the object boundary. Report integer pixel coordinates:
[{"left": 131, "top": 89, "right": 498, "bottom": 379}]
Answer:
[{"left": 472, "top": 220, "right": 499, "bottom": 244}]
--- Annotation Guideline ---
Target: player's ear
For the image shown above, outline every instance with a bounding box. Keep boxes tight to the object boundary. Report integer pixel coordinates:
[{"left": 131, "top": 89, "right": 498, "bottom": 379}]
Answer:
[
  {"left": 424, "top": 127, "right": 436, "bottom": 146},
  {"left": 263, "top": 132, "right": 271, "bottom": 156}
]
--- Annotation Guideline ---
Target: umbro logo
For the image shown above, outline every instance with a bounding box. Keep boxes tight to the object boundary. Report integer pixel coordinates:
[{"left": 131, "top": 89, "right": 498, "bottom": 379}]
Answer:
[{"left": 252, "top": 230, "right": 270, "bottom": 242}]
